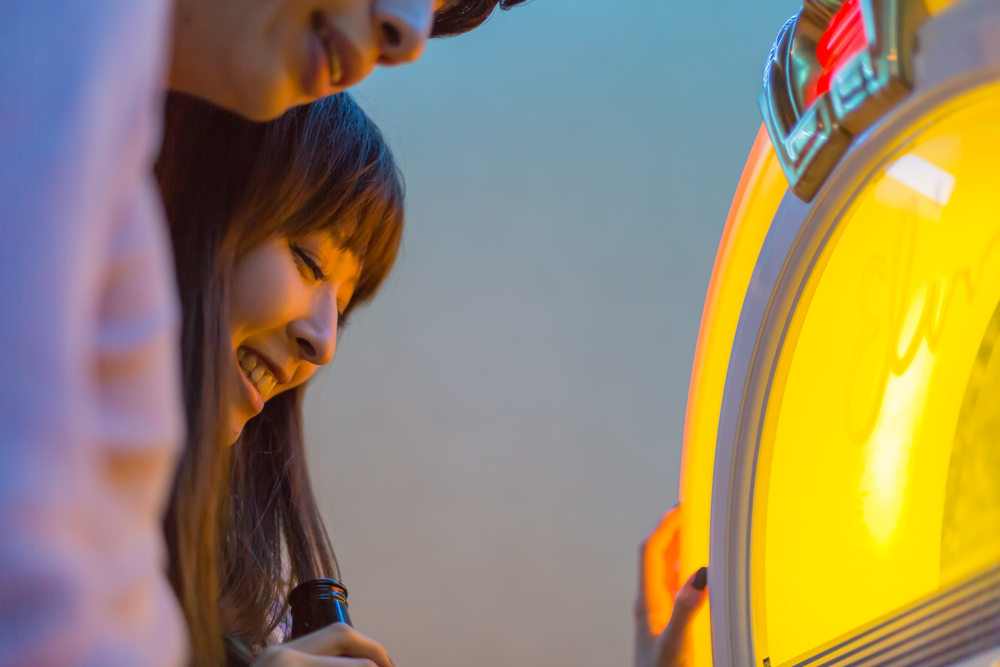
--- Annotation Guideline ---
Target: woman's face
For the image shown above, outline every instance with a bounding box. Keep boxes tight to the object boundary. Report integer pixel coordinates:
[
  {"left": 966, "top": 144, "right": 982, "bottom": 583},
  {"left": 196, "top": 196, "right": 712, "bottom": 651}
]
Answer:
[
  {"left": 227, "top": 233, "right": 361, "bottom": 441},
  {"left": 170, "top": 0, "right": 452, "bottom": 120}
]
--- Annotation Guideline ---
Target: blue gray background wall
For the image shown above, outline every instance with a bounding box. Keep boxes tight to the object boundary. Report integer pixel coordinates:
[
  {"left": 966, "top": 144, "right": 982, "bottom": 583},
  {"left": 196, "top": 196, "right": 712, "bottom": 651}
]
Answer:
[{"left": 304, "top": 1, "right": 798, "bottom": 664}]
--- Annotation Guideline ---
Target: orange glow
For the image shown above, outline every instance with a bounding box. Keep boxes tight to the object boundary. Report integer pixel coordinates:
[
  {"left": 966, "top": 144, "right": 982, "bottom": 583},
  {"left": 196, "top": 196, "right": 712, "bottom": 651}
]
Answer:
[
  {"left": 643, "top": 505, "right": 683, "bottom": 635},
  {"left": 679, "top": 123, "right": 788, "bottom": 667}
]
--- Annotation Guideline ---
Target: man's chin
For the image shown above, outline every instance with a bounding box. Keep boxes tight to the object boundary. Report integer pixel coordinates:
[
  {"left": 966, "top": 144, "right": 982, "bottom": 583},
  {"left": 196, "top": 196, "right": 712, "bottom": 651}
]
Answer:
[
  {"left": 225, "top": 93, "right": 294, "bottom": 122},
  {"left": 166, "top": 79, "right": 293, "bottom": 123},
  {"left": 224, "top": 73, "right": 307, "bottom": 121}
]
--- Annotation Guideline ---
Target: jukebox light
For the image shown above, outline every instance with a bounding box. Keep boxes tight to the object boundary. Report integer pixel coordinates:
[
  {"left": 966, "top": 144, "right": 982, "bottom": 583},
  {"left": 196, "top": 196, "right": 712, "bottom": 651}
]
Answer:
[{"left": 813, "top": 0, "right": 868, "bottom": 101}]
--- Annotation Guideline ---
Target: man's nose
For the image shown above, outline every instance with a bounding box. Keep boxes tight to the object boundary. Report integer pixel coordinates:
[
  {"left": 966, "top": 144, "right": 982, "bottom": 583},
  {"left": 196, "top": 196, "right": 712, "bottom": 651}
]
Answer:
[{"left": 373, "top": 0, "right": 435, "bottom": 65}]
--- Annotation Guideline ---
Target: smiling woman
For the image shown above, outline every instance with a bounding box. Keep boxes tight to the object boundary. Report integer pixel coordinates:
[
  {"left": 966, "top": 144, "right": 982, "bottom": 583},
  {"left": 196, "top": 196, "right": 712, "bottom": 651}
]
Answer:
[{"left": 155, "top": 92, "right": 404, "bottom": 667}]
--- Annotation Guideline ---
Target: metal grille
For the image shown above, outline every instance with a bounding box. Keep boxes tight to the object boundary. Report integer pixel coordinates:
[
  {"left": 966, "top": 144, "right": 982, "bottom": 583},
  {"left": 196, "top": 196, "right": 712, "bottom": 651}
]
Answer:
[{"left": 786, "top": 565, "right": 1000, "bottom": 667}]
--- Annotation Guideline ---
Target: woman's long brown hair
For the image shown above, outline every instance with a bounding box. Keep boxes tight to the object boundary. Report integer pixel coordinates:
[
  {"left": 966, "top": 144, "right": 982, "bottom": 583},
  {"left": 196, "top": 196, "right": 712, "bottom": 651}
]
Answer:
[{"left": 156, "top": 93, "right": 404, "bottom": 667}]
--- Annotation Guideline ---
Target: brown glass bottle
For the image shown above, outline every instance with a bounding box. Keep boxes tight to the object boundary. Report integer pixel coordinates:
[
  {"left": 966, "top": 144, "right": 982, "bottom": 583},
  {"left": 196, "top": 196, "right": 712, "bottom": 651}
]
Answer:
[{"left": 288, "top": 578, "right": 353, "bottom": 640}]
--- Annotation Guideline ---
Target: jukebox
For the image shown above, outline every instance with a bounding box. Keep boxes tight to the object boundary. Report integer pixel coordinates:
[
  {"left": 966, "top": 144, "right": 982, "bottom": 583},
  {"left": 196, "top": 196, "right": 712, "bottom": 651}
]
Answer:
[{"left": 678, "top": 1, "right": 1000, "bottom": 666}]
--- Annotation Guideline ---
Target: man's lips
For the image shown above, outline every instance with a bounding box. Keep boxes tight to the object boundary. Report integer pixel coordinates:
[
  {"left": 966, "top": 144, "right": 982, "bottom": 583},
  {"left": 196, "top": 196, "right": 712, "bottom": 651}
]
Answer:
[{"left": 304, "top": 12, "right": 367, "bottom": 98}]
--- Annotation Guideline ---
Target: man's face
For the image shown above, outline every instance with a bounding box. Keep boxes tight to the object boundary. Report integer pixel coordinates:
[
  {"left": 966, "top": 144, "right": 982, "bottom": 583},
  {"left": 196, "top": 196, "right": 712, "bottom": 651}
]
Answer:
[{"left": 170, "top": 0, "right": 450, "bottom": 120}]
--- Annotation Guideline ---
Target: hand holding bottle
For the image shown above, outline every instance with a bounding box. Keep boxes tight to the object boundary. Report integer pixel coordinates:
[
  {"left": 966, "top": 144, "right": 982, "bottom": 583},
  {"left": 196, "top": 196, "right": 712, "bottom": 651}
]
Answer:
[{"left": 252, "top": 623, "right": 393, "bottom": 667}]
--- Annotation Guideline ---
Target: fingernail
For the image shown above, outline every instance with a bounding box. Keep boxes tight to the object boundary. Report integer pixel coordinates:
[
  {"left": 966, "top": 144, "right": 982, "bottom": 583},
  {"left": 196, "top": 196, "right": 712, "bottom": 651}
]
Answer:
[{"left": 693, "top": 566, "right": 707, "bottom": 591}]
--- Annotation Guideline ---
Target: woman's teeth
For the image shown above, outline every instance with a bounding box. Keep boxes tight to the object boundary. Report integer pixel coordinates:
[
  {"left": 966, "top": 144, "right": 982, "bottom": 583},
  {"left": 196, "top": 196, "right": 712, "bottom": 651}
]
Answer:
[{"left": 237, "top": 348, "right": 277, "bottom": 399}]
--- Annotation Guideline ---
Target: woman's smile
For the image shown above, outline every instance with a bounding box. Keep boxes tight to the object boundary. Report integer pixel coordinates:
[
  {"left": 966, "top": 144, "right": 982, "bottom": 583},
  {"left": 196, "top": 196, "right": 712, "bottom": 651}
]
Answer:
[{"left": 237, "top": 347, "right": 281, "bottom": 406}]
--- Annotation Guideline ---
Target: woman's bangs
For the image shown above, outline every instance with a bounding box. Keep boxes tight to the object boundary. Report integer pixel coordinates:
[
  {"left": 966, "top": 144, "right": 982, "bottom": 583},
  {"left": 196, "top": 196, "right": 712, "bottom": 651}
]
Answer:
[
  {"left": 274, "top": 158, "right": 402, "bottom": 275},
  {"left": 226, "top": 92, "right": 404, "bottom": 322},
  {"left": 324, "top": 170, "right": 404, "bottom": 318}
]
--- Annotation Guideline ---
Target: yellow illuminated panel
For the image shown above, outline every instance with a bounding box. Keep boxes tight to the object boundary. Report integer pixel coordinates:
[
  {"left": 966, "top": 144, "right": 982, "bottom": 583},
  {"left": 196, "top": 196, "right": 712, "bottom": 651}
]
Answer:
[
  {"left": 926, "top": 0, "right": 963, "bottom": 13},
  {"left": 752, "top": 83, "right": 1000, "bottom": 666},
  {"left": 677, "top": 124, "right": 787, "bottom": 667}
]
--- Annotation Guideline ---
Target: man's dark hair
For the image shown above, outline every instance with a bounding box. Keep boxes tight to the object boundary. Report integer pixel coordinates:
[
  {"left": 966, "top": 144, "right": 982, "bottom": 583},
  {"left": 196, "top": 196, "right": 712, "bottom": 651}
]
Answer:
[{"left": 433, "top": 0, "right": 530, "bottom": 37}]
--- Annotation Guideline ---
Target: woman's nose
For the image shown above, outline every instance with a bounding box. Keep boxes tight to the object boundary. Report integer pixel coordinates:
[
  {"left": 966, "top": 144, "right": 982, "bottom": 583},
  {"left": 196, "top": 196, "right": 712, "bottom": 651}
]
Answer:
[
  {"left": 372, "top": 0, "right": 435, "bottom": 65},
  {"left": 289, "top": 309, "right": 337, "bottom": 367}
]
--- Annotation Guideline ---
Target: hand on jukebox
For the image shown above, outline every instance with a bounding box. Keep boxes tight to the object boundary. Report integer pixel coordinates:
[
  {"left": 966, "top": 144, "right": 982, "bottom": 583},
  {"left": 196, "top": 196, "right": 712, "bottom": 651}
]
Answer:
[{"left": 634, "top": 504, "right": 707, "bottom": 667}]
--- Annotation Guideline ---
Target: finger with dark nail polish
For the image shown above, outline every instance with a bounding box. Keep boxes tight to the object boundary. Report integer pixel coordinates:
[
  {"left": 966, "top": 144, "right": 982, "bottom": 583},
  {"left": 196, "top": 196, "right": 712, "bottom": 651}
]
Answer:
[{"left": 693, "top": 566, "right": 708, "bottom": 591}]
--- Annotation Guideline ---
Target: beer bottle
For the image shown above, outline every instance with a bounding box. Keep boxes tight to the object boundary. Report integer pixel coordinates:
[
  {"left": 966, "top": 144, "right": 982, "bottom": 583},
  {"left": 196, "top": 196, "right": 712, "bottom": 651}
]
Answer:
[{"left": 288, "top": 578, "right": 353, "bottom": 640}]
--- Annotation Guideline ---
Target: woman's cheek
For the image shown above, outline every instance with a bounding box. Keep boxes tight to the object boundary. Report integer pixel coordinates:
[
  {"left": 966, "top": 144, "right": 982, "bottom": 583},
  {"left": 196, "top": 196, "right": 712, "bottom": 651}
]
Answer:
[{"left": 231, "top": 246, "right": 301, "bottom": 334}]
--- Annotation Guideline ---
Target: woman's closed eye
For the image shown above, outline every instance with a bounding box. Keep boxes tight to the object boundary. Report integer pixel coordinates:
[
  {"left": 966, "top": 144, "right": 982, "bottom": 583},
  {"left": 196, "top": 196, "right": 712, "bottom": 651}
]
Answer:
[{"left": 290, "top": 243, "right": 326, "bottom": 280}]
